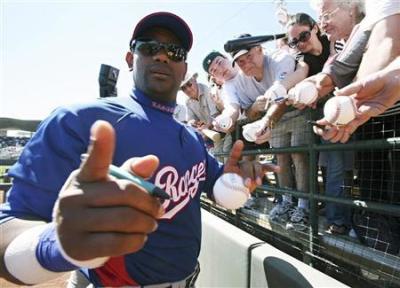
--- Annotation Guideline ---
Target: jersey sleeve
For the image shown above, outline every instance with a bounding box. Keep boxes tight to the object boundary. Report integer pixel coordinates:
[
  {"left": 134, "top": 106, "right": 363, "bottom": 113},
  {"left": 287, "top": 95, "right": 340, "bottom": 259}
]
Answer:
[{"left": 1, "top": 107, "right": 91, "bottom": 221}]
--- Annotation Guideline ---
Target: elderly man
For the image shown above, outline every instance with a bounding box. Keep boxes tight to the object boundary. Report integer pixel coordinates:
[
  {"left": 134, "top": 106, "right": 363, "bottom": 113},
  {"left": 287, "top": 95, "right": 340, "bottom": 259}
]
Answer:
[
  {"left": 309, "top": 0, "right": 400, "bottom": 241},
  {"left": 230, "top": 38, "right": 315, "bottom": 231},
  {"left": 180, "top": 72, "right": 232, "bottom": 159},
  {"left": 311, "top": 0, "right": 400, "bottom": 136},
  {"left": 0, "top": 12, "right": 279, "bottom": 287},
  {"left": 181, "top": 72, "right": 218, "bottom": 129}
]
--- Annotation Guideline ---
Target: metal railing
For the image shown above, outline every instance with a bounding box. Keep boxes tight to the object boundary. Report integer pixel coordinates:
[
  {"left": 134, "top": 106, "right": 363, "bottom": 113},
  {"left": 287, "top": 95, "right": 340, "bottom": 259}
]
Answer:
[{"left": 211, "top": 114, "right": 400, "bottom": 288}]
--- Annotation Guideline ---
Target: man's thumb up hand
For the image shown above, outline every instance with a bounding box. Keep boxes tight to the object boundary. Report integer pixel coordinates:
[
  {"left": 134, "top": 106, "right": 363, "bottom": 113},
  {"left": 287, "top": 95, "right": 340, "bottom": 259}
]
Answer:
[{"left": 78, "top": 120, "right": 115, "bottom": 182}]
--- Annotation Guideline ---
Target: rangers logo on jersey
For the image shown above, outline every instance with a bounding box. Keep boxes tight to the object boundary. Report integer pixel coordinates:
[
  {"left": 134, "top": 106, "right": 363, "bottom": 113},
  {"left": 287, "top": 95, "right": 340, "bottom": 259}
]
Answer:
[{"left": 155, "top": 160, "right": 206, "bottom": 219}]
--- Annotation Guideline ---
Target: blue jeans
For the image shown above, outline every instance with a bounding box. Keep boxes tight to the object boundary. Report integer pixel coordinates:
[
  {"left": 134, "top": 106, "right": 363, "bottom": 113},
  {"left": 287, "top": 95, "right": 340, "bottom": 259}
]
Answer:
[{"left": 321, "top": 140, "right": 353, "bottom": 227}]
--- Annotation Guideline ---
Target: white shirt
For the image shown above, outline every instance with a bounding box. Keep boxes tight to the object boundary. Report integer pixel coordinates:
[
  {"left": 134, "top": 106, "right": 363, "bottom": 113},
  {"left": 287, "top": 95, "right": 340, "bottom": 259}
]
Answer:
[
  {"left": 223, "top": 52, "right": 296, "bottom": 110},
  {"left": 185, "top": 83, "right": 218, "bottom": 124},
  {"left": 360, "top": 0, "right": 400, "bottom": 30}
]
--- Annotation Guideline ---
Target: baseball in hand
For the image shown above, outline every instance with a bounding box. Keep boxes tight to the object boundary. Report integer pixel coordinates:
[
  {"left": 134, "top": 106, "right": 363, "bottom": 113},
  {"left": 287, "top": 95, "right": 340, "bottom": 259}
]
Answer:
[
  {"left": 242, "top": 120, "right": 264, "bottom": 142},
  {"left": 323, "top": 96, "right": 357, "bottom": 125},
  {"left": 213, "top": 173, "right": 250, "bottom": 209},
  {"left": 215, "top": 115, "right": 233, "bottom": 130},
  {"left": 268, "top": 82, "right": 288, "bottom": 103},
  {"left": 288, "top": 81, "right": 318, "bottom": 105}
]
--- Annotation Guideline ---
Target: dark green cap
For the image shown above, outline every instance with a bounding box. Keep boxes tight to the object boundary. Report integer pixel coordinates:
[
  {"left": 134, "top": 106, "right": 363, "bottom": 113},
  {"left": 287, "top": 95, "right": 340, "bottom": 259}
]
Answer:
[{"left": 202, "top": 51, "right": 225, "bottom": 73}]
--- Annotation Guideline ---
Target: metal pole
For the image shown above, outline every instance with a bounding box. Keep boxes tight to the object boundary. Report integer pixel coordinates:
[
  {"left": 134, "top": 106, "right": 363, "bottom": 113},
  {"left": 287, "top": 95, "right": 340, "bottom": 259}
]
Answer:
[{"left": 257, "top": 185, "right": 400, "bottom": 217}]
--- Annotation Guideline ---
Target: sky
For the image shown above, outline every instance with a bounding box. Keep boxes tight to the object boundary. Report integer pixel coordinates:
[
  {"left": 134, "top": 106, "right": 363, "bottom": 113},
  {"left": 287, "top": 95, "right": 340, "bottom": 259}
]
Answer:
[{"left": 1, "top": 0, "right": 315, "bottom": 120}]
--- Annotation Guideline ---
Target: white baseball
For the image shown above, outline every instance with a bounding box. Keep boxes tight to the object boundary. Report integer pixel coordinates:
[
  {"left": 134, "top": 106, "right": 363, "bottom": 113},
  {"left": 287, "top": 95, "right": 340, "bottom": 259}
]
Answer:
[
  {"left": 268, "top": 82, "right": 288, "bottom": 103},
  {"left": 242, "top": 120, "right": 264, "bottom": 142},
  {"left": 324, "top": 96, "right": 357, "bottom": 125},
  {"left": 213, "top": 173, "right": 250, "bottom": 209},
  {"left": 288, "top": 82, "right": 318, "bottom": 105},
  {"left": 215, "top": 115, "right": 233, "bottom": 130}
]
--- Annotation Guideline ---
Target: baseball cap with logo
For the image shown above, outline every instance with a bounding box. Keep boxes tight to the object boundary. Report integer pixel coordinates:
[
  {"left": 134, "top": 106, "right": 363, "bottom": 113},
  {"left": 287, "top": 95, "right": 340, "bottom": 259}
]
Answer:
[
  {"left": 230, "top": 33, "right": 258, "bottom": 65},
  {"left": 130, "top": 12, "right": 193, "bottom": 51}
]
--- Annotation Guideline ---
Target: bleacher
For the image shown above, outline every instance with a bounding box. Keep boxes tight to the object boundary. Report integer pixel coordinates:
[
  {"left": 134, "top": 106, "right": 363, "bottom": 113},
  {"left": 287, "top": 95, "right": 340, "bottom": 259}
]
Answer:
[{"left": 0, "top": 136, "right": 30, "bottom": 160}]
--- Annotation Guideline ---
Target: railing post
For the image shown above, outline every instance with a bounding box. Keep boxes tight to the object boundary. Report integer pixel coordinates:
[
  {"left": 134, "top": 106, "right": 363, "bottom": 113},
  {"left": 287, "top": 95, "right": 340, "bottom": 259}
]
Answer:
[
  {"left": 307, "top": 143, "right": 319, "bottom": 266},
  {"left": 306, "top": 110, "right": 319, "bottom": 266}
]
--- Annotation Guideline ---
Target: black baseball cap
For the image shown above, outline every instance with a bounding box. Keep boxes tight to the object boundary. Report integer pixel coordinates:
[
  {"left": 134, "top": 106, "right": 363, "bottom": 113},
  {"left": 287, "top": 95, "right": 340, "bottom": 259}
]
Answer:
[
  {"left": 203, "top": 51, "right": 225, "bottom": 73},
  {"left": 130, "top": 12, "right": 193, "bottom": 51}
]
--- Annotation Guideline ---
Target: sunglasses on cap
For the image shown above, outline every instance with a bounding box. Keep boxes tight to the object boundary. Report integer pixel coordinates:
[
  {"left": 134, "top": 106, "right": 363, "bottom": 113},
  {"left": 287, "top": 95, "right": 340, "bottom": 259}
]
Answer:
[
  {"left": 131, "top": 39, "right": 188, "bottom": 62},
  {"left": 181, "top": 81, "right": 193, "bottom": 91},
  {"left": 288, "top": 30, "right": 311, "bottom": 48}
]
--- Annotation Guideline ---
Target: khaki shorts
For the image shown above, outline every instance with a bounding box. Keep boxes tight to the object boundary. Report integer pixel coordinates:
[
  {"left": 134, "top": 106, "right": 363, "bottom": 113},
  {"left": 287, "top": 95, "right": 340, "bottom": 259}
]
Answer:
[{"left": 269, "top": 110, "right": 311, "bottom": 148}]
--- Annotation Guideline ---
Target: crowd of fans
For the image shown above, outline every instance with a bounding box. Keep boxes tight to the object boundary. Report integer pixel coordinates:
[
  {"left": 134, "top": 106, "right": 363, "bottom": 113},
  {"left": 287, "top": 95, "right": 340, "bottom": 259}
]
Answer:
[
  {"left": 0, "top": 136, "right": 30, "bottom": 160},
  {"left": 172, "top": 0, "right": 400, "bottom": 254}
]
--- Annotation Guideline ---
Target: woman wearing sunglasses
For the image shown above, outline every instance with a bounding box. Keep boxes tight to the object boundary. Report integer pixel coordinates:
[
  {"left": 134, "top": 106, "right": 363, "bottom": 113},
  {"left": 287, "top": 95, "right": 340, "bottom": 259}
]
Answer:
[
  {"left": 286, "top": 13, "right": 353, "bottom": 235},
  {"left": 286, "top": 13, "right": 333, "bottom": 98}
]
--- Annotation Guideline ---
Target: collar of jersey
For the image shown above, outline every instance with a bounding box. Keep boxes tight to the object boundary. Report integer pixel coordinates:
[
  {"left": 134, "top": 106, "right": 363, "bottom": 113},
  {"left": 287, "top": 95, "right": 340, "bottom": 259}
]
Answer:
[{"left": 131, "top": 88, "right": 177, "bottom": 115}]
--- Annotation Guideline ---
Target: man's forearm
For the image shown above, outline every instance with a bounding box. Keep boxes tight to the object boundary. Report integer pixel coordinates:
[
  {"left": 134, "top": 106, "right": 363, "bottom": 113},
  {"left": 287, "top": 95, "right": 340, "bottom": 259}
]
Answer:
[
  {"left": 261, "top": 102, "right": 287, "bottom": 128},
  {"left": 356, "top": 14, "right": 400, "bottom": 80}
]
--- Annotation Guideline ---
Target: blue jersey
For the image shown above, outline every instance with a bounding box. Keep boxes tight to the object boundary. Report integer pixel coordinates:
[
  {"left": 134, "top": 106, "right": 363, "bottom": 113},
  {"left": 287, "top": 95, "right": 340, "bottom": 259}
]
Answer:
[{"left": 0, "top": 89, "right": 223, "bottom": 286}]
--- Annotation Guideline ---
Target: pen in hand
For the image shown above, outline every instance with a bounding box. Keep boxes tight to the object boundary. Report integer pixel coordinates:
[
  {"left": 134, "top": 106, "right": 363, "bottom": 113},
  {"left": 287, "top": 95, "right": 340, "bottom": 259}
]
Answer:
[
  {"left": 81, "top": 154, "right": 170, "bottom": 200},
  {"left": 109, "top": 165, "right": 170, "bottom": 200},
  {"left": 307, "top": 120, "right": 326, "bottom": 130}
]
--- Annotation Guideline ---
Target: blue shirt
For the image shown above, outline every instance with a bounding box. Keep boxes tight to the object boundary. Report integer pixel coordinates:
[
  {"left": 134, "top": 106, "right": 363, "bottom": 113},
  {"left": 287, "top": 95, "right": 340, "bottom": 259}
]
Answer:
[{"left": 0, "top": 89, "right": 223, "bottom": 286}]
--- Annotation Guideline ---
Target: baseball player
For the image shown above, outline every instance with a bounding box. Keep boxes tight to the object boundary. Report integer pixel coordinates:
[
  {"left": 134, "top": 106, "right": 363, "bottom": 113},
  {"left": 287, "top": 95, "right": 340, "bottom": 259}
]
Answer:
[{"left": 0, "top": 12, "right": 279, "bottom": 287}]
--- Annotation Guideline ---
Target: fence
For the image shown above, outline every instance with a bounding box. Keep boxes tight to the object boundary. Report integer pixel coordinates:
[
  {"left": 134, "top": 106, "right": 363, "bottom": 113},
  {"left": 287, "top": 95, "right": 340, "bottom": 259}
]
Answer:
[
  {"left": 209, "top": 109, "right": 400, "bottom": 288},
  {"left": 1, "top": 113, "right": 399, "bottom": 287}
]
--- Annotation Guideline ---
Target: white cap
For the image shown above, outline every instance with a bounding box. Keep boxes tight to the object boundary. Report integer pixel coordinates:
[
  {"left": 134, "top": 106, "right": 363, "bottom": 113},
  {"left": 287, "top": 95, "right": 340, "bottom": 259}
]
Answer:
[{"left": 180, "top": 72, "right": 198, "bottom": 88}]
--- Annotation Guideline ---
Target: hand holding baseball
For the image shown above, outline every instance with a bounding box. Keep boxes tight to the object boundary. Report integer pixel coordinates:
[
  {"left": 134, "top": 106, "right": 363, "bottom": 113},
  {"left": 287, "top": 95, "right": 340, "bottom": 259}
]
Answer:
[
  {"left": 314, "top": 59, "right": 400, "bottom": 143},
  {"left": 218, "top": 140, "right": 280, "bottom": 194},
  {"left": 53, "top": 120, "right": 163, "bottom": 262},
  {"left": 242, "top": 119, "right": 266, "bottom": 143},
  {"left": 297, "top": 74, "right": 335, "bottom": 109},
  {"left": 241, "top": 117, "right": 271, "bottom": 144},
  {"left": 313, "top": 96, "right": 358, "bottom": 143},
  {"left": 214, "top": 140, "right": 280, "bottom": 209},
  {"left": 287, "top": 81, "right": 318, "bottom": 106},
  {"left": 323, "top": 96, "right": 357, "bottom": 125},
  {"left": 265, "top": 82, "right": 287, "bottom": 105},
  {"left": 213, "top": 114, "right": 233, "bottom": 132}
]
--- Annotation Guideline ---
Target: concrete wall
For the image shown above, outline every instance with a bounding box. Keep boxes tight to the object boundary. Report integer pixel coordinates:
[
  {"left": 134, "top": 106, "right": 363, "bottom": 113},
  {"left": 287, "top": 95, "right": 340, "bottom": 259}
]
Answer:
[{"left": 198, "top": 209, "right": 348, "bottom": 288}]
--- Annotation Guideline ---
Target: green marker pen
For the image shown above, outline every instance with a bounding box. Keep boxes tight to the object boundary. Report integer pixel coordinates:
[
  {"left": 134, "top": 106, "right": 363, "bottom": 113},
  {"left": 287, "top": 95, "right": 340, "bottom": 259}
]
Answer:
[
  {"left": 108, "top": 164, "right": 170, "bottom": 200},
  {"left": 80, "top": 154, "right": 170, "bottom": 200}
]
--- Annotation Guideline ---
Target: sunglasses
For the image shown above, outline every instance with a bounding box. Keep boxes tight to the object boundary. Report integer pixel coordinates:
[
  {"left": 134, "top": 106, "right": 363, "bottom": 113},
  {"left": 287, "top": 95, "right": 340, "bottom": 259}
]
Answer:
[
  {"left": 288, "top": 30, "right": 312, "bottom": 48},
  {"left": 132, "top": 39, "right": 187, "bottom": 62},
  {"left": 181, "top": 81, "right": 193, "bottom": 91}
]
